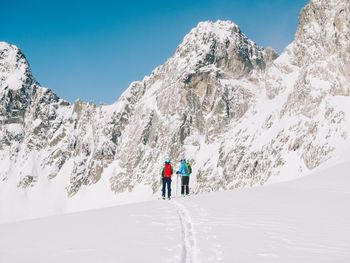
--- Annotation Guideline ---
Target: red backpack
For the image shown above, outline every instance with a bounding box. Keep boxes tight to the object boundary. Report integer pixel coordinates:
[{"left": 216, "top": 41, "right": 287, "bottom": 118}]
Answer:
[{"left": 163, "top": 163, "right": 172, "bottom": 178}]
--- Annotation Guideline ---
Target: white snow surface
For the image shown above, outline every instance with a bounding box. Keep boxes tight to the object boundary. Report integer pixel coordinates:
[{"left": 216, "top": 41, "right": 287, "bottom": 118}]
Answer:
[{"left": 1, "top": 160, "right": 349, "bottom": 263}]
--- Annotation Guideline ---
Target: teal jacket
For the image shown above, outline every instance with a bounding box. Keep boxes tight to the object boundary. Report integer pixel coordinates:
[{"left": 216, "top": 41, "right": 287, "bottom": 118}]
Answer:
[{"left": 177, "top": 161, "right": 191, "bottom": 176}]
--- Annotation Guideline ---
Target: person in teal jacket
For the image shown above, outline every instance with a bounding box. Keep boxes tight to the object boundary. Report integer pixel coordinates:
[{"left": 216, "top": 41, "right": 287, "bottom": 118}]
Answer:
[{"left": 176, "top": 159, "right": 192, "bottom": 196}]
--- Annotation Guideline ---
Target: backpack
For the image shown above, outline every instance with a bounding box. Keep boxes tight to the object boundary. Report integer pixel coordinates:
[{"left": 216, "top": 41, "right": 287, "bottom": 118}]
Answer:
[
  {"left": 163, "top": 163, "right": 172, "bottom": 178},
  {"left": 185, "top": 162, "right": 192, "bottom": 174}
]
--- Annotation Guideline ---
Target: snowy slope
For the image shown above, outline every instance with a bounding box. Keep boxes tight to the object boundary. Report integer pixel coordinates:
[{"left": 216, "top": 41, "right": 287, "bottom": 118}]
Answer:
[{"left": 1, "top": 160, "right": 349, "bottom": 263}]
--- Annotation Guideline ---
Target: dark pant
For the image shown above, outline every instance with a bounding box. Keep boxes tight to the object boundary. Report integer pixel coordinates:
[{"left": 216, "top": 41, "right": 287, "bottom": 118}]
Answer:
[
  {"left": 162, "top": 177, "right": 172, "bottom": 198},
  {"left": 181, "top": 176, "right": 190, "bottom": 195}
]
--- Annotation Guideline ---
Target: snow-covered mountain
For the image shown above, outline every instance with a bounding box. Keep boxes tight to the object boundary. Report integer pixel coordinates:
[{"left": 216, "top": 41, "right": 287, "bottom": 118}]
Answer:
[{"left": 1, "top": 0, "right": 350, "bottom": 222}]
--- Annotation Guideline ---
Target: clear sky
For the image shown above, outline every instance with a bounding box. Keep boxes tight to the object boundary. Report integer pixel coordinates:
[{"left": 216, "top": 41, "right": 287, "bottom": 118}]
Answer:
[{"left": 1, "top": 0, "right": 309, "bottom": 104}]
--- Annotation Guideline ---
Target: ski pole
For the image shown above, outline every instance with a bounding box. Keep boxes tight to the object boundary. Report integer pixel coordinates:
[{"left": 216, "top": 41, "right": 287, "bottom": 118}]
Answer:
[{"left": 176, "top": 174, "right": 178, "bottom": 197}]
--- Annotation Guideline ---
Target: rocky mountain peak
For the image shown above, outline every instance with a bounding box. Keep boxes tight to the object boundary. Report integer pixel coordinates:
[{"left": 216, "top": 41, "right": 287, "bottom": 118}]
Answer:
[
  {"left": 162, "top": 20, "right": 278, "bottom": 84},
  {"left": 292, "top": 0, "right": 350, "bottom": 67},
  {"left": 183, "top": 20, "right": 241, "bottom": 44},
  {"left": 0, "top": 42, "right": 34, "bottom": 93}
]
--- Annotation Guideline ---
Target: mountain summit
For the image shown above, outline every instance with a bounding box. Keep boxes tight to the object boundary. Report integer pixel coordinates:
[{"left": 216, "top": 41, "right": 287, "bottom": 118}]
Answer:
[
  {"left": 174, "top": 20, "right": 277, "bottom": 77},
  {"left": 0, "top": 42, "right": 33, "bottom": 90}
]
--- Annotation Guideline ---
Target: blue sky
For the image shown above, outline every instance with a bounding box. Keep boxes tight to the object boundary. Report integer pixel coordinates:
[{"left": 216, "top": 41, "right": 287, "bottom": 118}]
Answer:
[{"left": 1, "top": 0, "right": 308, "bottom": 104}]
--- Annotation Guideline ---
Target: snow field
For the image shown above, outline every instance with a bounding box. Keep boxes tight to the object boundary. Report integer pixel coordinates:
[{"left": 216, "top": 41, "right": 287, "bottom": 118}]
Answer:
[{"left": 1, "top": 160, "right": 349, "bottom": 262}]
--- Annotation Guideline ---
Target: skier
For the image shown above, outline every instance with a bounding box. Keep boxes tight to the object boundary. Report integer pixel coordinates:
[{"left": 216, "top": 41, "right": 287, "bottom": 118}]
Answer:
[
  {"left": 161, "top": 158, "right": 174, "bottom": 200},
  {"left": 176, "top": 158, "right": 192, "bottom": 196}
]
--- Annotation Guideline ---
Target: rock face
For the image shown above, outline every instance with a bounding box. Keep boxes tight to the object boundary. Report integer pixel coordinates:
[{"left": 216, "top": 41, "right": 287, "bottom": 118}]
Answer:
[{"left": 1, "top": 0, "right": 350, "bottom": 220}]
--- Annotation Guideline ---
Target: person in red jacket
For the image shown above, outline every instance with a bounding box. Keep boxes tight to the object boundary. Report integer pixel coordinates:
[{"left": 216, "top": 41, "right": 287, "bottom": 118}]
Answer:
[{"left": 161, "top": 158, "right": 173, "bottom": 200}]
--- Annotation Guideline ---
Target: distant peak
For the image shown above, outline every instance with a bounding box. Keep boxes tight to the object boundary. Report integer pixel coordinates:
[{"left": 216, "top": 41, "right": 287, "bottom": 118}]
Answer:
[
  {"left": 196, "top": 20, "right": 240, "bottom": 32},
  {"left": 0, "top": 41, "right": 34, "bottom": 91},
  {"left": 0, "top": 41, "right": 11, "bottom": 48},
  {"left": 0, "top": 41, "right": 26, "bottom": 64},
  {"left": 183, "top": 20, "right": 242, "bottom": 44},
  {"left": 168, "top": 19, "right": 277, "bottom": 79},
  {"left": 0, "top": 41, "right": 20, "bottom": 53}
]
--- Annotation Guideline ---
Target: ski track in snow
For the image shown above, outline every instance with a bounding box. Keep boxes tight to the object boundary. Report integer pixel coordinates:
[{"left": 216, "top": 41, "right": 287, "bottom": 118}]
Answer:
[{"left": 171, "top": 199, "right": 200, "bottom": 263}]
